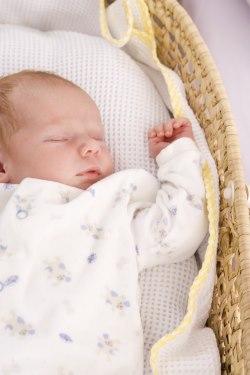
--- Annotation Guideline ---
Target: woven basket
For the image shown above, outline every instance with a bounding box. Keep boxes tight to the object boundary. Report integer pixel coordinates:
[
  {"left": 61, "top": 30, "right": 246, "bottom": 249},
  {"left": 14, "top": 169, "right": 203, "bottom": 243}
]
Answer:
[
  {"left": 106, "top": 0, "right": 250, "bottom": 373},
  {"left": 145, "top": 1, "right": 250, "bottom": 373}
]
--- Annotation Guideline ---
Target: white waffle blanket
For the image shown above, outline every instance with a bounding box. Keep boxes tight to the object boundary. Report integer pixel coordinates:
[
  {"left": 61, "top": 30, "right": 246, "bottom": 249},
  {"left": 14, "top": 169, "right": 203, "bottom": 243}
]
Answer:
[{"left": 0, "top": 0, "right": 220, "bottom": 373}]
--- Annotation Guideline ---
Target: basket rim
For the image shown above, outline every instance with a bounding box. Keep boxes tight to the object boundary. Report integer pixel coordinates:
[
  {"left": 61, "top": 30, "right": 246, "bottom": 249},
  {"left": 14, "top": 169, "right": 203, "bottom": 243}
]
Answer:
[{"left": 147, "top": 0, "right": 250, "bottom": 371}]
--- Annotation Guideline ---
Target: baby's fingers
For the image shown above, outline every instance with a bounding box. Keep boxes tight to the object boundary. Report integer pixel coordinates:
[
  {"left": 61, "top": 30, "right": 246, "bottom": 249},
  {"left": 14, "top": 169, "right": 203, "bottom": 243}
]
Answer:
[
  {"left": 163, "top": 120, "right": 175, "bottom": 137},
  {"left": 153, "top": 121, "right": 175, "bottom": 136},
  {"left": 173, "top": 118, "right": 191, "bottom": 129},
  {"left": 153, "top": 123, "right": 166, "bottom": 137}
]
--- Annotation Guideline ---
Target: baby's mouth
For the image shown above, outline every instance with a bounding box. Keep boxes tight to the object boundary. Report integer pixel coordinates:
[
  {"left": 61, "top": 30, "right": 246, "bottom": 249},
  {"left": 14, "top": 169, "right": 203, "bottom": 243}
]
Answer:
[{"left": 76, "top": 167, "right": 101, "bottom": 178}]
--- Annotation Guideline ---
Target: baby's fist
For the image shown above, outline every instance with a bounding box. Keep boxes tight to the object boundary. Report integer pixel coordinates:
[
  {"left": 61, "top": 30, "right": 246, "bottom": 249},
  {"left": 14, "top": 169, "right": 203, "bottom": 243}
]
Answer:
[{"left": 148, "top": 118, "right": 194, "bottom": 159}]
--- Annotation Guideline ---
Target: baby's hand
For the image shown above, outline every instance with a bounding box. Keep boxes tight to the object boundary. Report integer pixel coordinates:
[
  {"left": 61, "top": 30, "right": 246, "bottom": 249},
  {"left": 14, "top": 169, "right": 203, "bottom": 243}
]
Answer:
[{"left": 148, "top": 118, "right": 194, "bottom": 159}]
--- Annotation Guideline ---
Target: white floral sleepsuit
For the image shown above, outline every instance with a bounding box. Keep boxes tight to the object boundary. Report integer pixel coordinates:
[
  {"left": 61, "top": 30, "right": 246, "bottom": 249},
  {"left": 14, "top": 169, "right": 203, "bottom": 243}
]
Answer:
[{"left": 0, "top": 138, "right": 208, "bottom": 375}]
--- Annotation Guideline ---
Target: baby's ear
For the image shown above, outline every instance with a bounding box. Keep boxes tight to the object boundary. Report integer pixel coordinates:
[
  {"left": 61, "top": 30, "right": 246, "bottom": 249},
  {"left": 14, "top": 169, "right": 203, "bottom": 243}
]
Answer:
[{"left": 0, "top": 153, "right": 10, "bottom": 183}]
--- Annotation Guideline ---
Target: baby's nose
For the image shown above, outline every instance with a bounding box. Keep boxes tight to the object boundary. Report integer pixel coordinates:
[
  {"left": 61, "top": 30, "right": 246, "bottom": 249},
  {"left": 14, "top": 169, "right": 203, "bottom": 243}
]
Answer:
[{"left": 79, "top": 139, "right": 101, "bottom": 157}]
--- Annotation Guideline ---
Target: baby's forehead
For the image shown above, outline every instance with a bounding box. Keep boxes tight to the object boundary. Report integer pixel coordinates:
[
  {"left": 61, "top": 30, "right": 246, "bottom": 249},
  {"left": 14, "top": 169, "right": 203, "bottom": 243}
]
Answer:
[
  {"left": 11, "top": 78, "right": 91, "bottom": 114},
  {"left": 11, "top": 81, "right": 102, "bottom": 128},
  {"left": 12, "top": 76, "right": 79, "bottom": 97}
]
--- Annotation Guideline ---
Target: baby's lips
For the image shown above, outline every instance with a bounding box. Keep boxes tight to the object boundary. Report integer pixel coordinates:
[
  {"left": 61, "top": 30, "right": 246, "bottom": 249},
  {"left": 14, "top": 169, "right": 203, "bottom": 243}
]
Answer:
[{"left": 76, "top": 167, "right": 98, "bottom": 175}]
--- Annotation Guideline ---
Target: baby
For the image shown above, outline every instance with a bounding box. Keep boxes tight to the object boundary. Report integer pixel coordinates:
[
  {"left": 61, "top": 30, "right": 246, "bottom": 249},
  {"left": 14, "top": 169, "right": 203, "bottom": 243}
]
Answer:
[{"left": 0, "top": 71, "right": 208, "bottom": 375}]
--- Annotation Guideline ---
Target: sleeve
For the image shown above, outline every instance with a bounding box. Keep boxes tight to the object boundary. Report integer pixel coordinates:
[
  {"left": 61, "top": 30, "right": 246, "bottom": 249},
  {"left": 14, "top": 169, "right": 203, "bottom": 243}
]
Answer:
[{"left": 130, "top": 137, "right": 209, "bottom": 272}]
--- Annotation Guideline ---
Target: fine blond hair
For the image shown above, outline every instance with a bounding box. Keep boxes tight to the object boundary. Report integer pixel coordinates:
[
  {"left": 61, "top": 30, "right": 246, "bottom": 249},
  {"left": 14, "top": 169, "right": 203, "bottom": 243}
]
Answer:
[{"left": 0, "top": 70, "right": 78, "bottom": 147}]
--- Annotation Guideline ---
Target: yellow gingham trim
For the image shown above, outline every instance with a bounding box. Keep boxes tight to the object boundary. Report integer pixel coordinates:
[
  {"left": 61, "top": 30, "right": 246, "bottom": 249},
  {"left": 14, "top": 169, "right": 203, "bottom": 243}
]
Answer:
[
  {"left": 150, "top": 162, "right": 218, "bottom": 373},
  {"left": 100, "top": 1, "right": 218, "bottom": 373}
]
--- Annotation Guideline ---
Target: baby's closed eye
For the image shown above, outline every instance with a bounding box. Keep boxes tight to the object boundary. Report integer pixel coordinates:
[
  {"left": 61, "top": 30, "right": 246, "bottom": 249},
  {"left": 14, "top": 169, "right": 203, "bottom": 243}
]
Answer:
[{"left": 44, "top": 135, "right": 71, "bottom": 142}]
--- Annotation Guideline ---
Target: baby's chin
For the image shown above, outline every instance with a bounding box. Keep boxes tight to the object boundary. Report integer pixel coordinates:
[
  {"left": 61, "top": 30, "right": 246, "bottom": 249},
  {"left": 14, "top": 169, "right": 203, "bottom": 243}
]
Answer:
[
  {"left": 73, "top": 169, "right": 113, "bottom": 190},
  {"left": 70, "top": 175, "right": 104, "bottom": 190}
]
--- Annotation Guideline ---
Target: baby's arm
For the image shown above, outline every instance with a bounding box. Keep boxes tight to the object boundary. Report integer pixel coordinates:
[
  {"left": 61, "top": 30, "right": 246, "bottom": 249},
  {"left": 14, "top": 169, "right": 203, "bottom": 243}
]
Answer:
[
  {"left": 148, "top": 118, "right": 194, "bottom": 159},
  {"left": 131, "top": 118, "right": 208, "bottom": 271}
]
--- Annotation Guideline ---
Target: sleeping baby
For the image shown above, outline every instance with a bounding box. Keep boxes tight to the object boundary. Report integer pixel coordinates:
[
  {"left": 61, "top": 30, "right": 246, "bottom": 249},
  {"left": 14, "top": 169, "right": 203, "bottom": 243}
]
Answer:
[{"left": 0, "top": 70, "right": 208, "bottom": 374}]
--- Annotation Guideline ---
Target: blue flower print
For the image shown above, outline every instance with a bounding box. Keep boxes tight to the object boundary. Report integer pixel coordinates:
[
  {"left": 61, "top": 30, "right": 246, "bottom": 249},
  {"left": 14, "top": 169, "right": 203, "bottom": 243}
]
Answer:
[
  {"left": 0, "top": 275, "right": 19, "bottom": 293},
  {"left": 0, "top": 282, "right": 4, "bottom": 293},
  {"left": 13, "top": 194, "right": 34, "bottom": 219},
  {"left": 1, "top": 183, "right": 16, "bottom": 190},
  {"left": 114, "top": 183, "right": 137, "bottom": 205},
  {"left": 59, "top": 190, "right": 71, "bottom": 204},
  {"left": 45, "top": 258, "right": 72, "bottom": 285},
  {"left": 170, "top": 206, "right": 177, "bottom": 216},
  {"left": 135, "top": 245, "right": 139, "bottom": 256},
  {"left": 0, "top": 239, "right": 8, "bottom": 258},
  {"left": 162, "top": 217, "right": 168, "bottom": 225},
  {"left": 59, "top": 333, "right": 73, "bottom": 343},
  {"left": 81, "top": 222, "right": 106, "bottom": 240},
  {"left": 97, "top": 333, "right": 120, "bottom": 359},
  {"left": 87, "top": 253, "right": 97, "bottom": 264},
  {"left": 5, "top": 312, "right": 35, "bottom": 336},
  {"left": 186, "top": 194, "right": 203, "bottom": 210},
  {"left": 105, "top": 288, "right": 130, "bottom": 315},
  {"left": 153, "top": 216, "right": 170, "bottom": 246},
  {"left": 5, "top": 275, "right": 19, "bottom": 287}
]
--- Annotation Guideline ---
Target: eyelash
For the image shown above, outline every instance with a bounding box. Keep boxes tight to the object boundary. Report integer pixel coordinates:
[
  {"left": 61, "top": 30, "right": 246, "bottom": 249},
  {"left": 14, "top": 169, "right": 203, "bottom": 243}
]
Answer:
[
  {"left": 45, "top": 137, "right": 69, "bottom": 142},
  {"left": 45, "top": 135, "right": 104, "bottom": 143}
]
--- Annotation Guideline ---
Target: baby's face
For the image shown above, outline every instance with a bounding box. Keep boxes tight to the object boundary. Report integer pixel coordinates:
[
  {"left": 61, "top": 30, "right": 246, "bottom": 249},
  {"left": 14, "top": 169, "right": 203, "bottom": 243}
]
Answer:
[{"left": 2, "top": 83, "right": 113, "bottom": 189}]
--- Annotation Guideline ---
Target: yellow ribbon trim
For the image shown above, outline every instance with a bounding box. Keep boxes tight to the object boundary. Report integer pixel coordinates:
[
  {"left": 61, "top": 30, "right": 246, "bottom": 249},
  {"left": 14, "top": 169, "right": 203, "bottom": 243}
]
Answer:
[
  {"left": 100, "top": 0, "right": 133, "bottom": 47},
  {"left": 150, "top": 162, "right": 218, "bottom": 373},
  {"left": 100, "top": 1, "right": 219, "bottom": 373}
]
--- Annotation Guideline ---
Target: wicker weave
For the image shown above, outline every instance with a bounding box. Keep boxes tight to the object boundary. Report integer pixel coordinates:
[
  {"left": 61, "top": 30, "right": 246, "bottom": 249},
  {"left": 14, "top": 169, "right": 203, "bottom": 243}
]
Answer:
[
  {"left": 106, "top": 0, "right": 250, "bottom": 373},
  {"left": 145, "top": 1, "right": 250, "bottom": 373}
]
